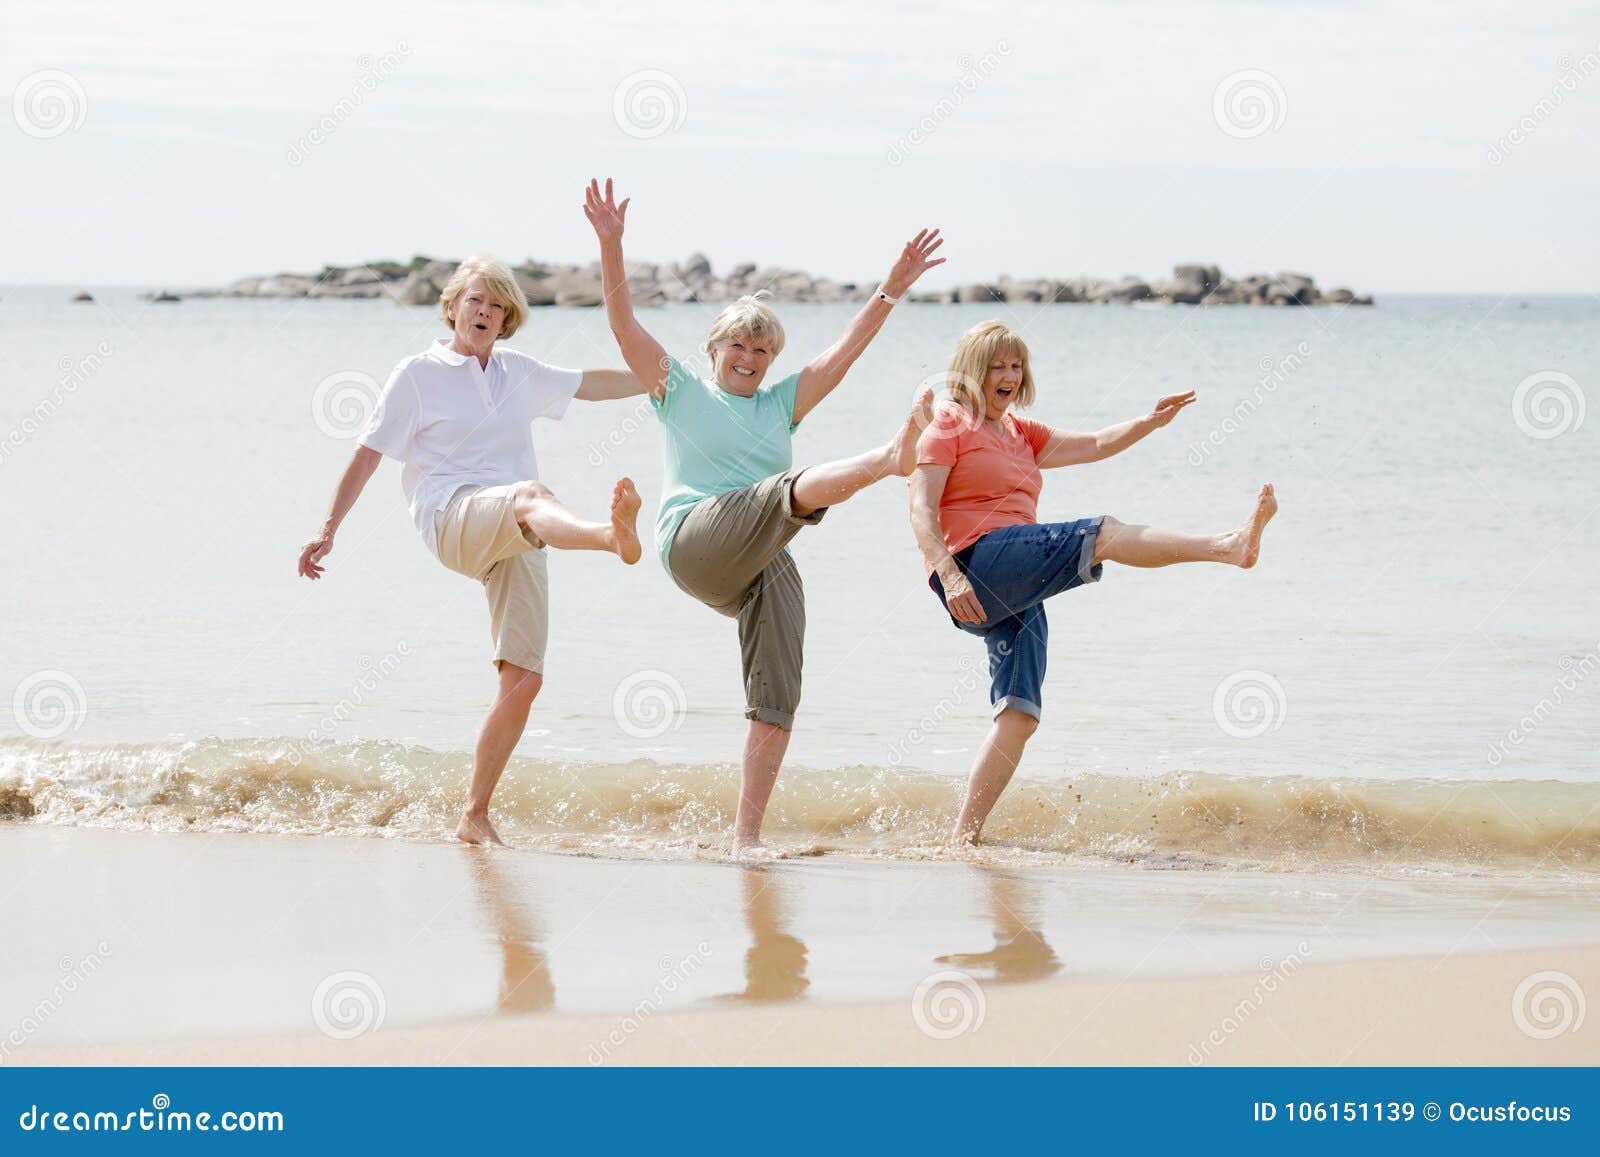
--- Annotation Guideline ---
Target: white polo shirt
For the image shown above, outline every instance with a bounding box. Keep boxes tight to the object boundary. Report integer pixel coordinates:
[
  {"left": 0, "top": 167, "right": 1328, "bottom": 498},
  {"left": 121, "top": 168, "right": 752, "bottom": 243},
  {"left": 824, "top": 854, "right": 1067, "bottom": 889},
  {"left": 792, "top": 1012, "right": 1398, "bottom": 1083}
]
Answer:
[{"left": 358, "top": 338, "right": 583, "bottom": 555}]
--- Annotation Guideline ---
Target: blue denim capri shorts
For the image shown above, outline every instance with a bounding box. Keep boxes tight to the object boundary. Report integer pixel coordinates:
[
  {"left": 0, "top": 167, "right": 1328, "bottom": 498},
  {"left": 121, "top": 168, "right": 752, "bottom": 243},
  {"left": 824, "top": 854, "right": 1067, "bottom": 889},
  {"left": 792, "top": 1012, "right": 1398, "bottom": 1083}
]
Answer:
[{"left": 927, "top": 516, "right": 1106, "bottom": 720}]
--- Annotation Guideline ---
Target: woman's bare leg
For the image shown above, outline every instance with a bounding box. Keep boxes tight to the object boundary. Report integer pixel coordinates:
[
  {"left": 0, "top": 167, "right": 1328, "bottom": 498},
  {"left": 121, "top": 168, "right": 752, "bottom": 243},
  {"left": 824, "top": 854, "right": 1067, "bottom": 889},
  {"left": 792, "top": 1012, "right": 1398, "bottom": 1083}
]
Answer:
[
  {"left": 1093, "top": 483, "right": 1277, "bottom": 569},
  {"left": 735, "top": 720, "right": 791, "bottom": 854},
  {"left": 953, "top": 708, "right": 1039, "bottom": 844},
  {"left": 515, "top": 478, "right": 642, "bottom": 564},
  {"left": 790, "top": 390, "right": 933, "bottom": 517},
  {"left": 457, "top": 661, "right": 543, "bottom": 846}
]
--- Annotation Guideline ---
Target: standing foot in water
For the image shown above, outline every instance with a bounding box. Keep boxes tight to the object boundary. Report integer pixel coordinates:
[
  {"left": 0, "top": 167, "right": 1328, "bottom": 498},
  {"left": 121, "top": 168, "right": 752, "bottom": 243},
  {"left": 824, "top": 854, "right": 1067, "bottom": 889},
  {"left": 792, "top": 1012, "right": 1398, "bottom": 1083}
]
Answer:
[
  {"left": 456, "top": 810, "right": 506, "bottom": 847},
  {"left": 733, "top": 841, "right": 789, "bottom": 862},
  {"left": 607, "top": 477, "right": 643, "bottom": 564},
  {"left": 1221, "top": 482, "right": 1277, "bottom": 568},
  {"left": 887, "top": 389, "right": 937, "bottom": 477}
]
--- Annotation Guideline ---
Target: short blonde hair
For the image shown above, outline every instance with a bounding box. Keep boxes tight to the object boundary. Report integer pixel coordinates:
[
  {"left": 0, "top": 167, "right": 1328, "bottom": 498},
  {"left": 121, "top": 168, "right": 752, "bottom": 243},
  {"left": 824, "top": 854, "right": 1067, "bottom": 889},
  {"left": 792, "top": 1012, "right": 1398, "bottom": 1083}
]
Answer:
[
  {"left": 439, "top": 256, "right": 529, "bottom": 340},
  {"left": 945, "top": 320, "right": 1035, "bottom": 415},
  {"left": 703, "top": 292, "right": 786, "bottom": 359}
]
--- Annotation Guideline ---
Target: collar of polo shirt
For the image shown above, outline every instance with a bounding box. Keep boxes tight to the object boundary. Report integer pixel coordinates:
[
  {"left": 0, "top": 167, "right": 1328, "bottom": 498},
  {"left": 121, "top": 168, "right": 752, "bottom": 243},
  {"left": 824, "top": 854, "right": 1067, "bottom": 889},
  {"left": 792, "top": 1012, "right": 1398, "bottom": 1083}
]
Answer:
[{"left": 429, "top": 337, "right": 492, "bottom": 367}]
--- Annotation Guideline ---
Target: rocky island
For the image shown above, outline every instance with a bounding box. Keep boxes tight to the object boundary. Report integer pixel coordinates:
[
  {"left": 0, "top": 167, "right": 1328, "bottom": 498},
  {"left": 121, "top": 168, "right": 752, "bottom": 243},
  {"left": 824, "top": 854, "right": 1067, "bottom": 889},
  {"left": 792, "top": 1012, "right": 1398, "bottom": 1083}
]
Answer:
[{"left": 170, "top": 257, "right": 1373, "bottom": 308}]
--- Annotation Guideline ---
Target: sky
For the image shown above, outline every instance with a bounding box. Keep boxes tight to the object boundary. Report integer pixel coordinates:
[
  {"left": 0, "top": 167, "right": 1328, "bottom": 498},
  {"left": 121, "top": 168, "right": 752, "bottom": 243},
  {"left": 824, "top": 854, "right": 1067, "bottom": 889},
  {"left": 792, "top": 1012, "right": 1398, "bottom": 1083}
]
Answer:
[{"left": 3, "top": 0, "right": 1597, "bottom": 292}]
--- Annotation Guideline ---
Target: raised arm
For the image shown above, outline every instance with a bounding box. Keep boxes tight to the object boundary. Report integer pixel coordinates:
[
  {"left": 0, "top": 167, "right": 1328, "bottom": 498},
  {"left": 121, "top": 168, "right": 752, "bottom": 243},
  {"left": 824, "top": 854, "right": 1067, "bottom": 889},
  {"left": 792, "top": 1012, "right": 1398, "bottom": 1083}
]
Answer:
[
  {"left": 910, "top": 463, "right": 985, "bottom": 624},
  {"left": 584, "top": 178, "right": 669, "bottom": 401},
  {"left": 575, "top": 369, "right": 649, "bottom": 401},
  {"left": 791, "top": 228, "right": 946, "bottom": 425},
  {"left": 298, "top": 444, "right": 382, "bottom": 579},
  {"left": 1035, "top": 391, "right": 1196, "bottom": 469}
]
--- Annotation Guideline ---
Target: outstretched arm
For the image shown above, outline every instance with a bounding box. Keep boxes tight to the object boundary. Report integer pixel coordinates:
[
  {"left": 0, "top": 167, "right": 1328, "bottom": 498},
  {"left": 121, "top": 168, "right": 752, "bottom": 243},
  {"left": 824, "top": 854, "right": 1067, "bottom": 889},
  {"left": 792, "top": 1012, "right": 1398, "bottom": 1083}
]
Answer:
[
  {"left": 298, "top": 444, "right": 382, "bottom": 579},
  {"left": 792, "top": 229, "right": 946, "bottom": 425},
  {"left": 575, "top": 369, "right": 649, "bottom": 401},
  {"left": 910, "top": 463, "right": 985, "bottom": 624},
  {"left": 1035, "top": 391, "right": 1196, "bottom": 469},
  {"left": 584, "top": 178, "right": 669, "bottom": 402}
]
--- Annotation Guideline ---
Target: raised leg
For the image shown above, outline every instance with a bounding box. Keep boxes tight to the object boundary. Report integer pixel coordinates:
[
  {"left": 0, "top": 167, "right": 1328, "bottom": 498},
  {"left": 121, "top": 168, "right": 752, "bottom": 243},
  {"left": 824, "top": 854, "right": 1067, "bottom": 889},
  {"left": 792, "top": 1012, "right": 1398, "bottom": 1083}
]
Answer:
[
  {"left": 457, "top": 661, "right": 543, "bottom": 846},
  {"left": 514, "top": 478, "right": 641, "bottom": 563},
  {"left": 953, "top": 708, "right": 1039, "bottom": 844},
  {"left": 790, "top": 389, "right": 933, "bottom": 517},
  {"left": 1093, "top": 483, "right": 1277, "bottom": 569}
]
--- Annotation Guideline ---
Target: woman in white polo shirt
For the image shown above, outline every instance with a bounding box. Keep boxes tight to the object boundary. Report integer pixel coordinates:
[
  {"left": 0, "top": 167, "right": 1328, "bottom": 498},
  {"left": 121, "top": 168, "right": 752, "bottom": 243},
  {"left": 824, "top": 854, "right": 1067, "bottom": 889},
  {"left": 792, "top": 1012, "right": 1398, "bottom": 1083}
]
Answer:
[{"left": 297, "top": 257, "right": 649, "bottom": 846}]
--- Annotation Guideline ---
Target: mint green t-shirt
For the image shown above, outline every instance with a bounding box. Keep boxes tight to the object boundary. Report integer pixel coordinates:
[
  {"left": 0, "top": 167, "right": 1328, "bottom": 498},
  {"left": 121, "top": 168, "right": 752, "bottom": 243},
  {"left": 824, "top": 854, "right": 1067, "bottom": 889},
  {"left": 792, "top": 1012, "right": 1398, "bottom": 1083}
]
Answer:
[{"left": 652, "top": 356, "right": 801, "bottom": 569}]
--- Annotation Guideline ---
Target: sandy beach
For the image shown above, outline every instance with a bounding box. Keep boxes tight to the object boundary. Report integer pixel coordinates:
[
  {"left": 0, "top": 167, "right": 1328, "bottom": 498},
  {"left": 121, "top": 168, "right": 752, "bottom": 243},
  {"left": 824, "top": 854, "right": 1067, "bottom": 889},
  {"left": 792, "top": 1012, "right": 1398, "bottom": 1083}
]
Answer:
[
  {"left": 4, "top": 826, "right": 1594, "bottom": 1066},
  {"left": 24, "top": 944, "right": 1597, "bottom": 1067}
]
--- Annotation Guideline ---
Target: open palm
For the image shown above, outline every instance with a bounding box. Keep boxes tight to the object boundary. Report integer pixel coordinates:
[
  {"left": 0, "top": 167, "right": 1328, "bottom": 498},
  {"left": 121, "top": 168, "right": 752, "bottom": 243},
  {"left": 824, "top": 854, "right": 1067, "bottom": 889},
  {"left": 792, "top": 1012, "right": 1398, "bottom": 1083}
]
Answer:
[
  {"left": 883, "top": 228, "right": 946, "bottom": 297},
  {"left": 583, "top": 177, "right": 629, "bottom": 241},
  {"left": 1148, "top": 390, "right": 1197, "bottom": 427}
]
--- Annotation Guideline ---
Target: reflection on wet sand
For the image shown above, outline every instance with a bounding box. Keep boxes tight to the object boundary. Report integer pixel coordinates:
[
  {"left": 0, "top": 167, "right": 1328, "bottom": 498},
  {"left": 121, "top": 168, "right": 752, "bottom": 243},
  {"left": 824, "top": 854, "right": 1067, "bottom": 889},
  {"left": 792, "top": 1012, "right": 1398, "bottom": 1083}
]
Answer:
[
  {"left": 716, "top": 866, "right": 810, "bottom": 1003},
  {"left": 467, "top": 851, "right": 555, "bottom": 1014},
  {"left": 936, "top": 868, "right": 1063, "bottom": 984}
]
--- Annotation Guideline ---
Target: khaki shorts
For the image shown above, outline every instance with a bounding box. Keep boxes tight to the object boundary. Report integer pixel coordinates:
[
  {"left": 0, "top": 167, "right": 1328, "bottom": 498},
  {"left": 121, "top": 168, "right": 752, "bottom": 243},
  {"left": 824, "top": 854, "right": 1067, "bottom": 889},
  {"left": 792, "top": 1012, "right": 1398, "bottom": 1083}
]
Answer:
[
  {"left": 435, "top": 484, "right": 549, "bottom": 674},
  {"left": 666, "top": 470, "right": 826, "bottom": 730}
]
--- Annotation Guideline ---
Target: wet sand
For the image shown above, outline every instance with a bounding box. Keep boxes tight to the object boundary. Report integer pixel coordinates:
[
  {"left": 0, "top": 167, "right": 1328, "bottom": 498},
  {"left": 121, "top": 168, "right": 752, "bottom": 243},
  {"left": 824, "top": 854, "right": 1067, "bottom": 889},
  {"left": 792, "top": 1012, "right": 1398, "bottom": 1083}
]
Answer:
[{"left": 3, "top": 826, "right": 1596, "bottom": 1065}]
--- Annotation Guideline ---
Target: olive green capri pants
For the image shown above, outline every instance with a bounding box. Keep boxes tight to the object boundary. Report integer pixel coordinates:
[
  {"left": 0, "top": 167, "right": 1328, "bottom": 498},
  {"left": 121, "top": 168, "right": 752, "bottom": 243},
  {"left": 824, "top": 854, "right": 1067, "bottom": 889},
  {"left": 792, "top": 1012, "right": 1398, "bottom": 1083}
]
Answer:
[{"left": 665, "top": 470, "right": 826, "bottom": 730}]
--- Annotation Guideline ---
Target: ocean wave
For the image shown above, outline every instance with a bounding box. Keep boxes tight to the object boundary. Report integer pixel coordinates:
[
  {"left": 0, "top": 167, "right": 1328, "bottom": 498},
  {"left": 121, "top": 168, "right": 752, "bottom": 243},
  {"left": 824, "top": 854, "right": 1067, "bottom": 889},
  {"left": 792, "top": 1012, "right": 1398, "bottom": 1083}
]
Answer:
[{"left": 2, "top": 737, "right": 1597, "bottom": 875}]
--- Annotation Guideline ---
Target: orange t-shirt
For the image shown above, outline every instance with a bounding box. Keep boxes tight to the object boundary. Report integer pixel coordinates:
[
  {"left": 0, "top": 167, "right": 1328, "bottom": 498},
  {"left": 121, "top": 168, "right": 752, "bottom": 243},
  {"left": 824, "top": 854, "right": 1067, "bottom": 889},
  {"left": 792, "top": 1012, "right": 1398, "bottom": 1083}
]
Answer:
[{"left": 916, "top": 402, "right": 1053, "bottom": 568}]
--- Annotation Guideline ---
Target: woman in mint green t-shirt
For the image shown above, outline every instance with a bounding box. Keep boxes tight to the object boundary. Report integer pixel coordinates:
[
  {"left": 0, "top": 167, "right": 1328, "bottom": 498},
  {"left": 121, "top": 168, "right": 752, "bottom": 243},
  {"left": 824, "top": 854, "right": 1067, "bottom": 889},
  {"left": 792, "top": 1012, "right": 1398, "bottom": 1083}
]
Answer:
[{"left": 584, "top": 177, "right": 944, "bottom": 855}]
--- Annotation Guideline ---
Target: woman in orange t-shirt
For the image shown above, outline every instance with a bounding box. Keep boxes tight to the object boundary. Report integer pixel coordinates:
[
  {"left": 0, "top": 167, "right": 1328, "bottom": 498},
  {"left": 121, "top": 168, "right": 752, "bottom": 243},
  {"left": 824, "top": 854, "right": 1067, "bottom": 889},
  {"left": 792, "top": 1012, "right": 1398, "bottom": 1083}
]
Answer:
[{"left": 910, "top": 320, "right": 1279, "bottom": 844}]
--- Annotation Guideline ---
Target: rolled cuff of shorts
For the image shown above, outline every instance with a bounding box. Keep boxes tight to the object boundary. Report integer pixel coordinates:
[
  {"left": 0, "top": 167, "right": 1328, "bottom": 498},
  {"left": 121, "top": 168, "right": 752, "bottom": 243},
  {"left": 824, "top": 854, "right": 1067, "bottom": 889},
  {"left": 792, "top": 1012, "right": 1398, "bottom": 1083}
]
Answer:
[
  {"left": 992, "top": 695, "right": 1041, "bottom": 722},
  {"left": 491, "top": 647, "right": 545, "bottom": 676},
  {"left": 746, "top": 704, "right": 796, "bottom": 730},
  {"left": 1078, "top": 515, "right": 1107, "bottom": 586},
  {"left": 779, "top": 469, "right": 828, "bottom": 526}
]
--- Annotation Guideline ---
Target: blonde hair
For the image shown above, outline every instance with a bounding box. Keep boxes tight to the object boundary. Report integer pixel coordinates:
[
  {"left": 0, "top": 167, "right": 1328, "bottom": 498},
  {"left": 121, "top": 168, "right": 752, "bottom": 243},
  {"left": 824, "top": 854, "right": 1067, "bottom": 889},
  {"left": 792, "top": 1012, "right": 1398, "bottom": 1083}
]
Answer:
[
  {"left": 945, "top": 320, "right": 1035, "bottom": 415},
  {"left": 438, "top": 256, "right": 529, "bottom": 340},
  {"left": 703, "top": 292, "right": 786, "bottom": 359}
]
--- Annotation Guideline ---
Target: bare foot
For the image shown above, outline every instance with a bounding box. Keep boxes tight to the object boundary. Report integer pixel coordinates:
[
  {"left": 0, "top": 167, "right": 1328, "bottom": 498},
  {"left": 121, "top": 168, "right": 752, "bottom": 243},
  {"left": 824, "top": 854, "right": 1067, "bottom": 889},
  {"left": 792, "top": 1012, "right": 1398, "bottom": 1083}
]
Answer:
[
  {"left": 455, "top": 810, "right": 506, "bottom": 847},
  {"left": 733, "top": 841, "right": 789, "bottom": 862},
  {"left": 888, "top": 389, "right": 936, "bottom": 477},
  {"left": 607, "top": 478, "right": 642, "bottom": 565},
  {"left": 1224, "top": 482, "right": 1277, "bottom": 568}
]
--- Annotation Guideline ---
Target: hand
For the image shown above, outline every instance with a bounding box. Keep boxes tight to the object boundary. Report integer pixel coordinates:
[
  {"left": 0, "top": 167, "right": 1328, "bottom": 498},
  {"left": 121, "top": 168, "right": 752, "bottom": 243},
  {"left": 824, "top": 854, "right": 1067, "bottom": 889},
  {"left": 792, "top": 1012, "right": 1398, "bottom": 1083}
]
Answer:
[
  {"left": 940, "top": 569, "right": 986, "bottom": 624},
  {"left": 583, "top": 177, "right": 629, "bottom": 242},
  {"left": 1147, "top": 390, "right": 1197, "bottom": 429},
  {"left": 298, "top": 529, "right": 334, "bottom": 579},
  {"left": 881, "top": 228, "right": 946, "bottom": 298}
]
